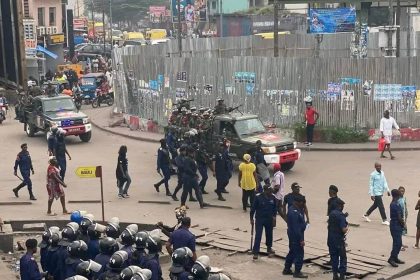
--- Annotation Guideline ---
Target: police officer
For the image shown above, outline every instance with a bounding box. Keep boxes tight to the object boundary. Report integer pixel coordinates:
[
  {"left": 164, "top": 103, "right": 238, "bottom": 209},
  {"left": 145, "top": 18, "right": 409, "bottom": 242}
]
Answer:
[
  {"left": 212, "top": 143, "right": 231, "bottom": 201},
  {"left": 131, "top": 231, "right": 149, "bottom": 267},
  {"left": 213, "top": 98, "right": 228, "bottom": 115},
  {"left": 80, "top": 214, "right": 95, "bottom": 244},
  {"left": 131, "top": 269, "right": 153, "bottom": 280},
  {"left": 46, "top": 230, "right": 61, "bottom": 280},
  {"left": 143, "top": 230, "right": 163, "bottom": 280},
  {"left": 120, "top": 224, "right": 139, "bottom": 261},
  {"left": 180, "top": 147, "right": 206, "bottom": 209},
  {"left": 194, "top": 143, "right": 210, "bottom": 194},
  {"left": 254, "top": 140, "right": 270, "bottom": 187},
  {"left": 87, "top": 224, "right": 103, "bottom": 260},
  {"left": 48, "top": 126, "right": 59, "bottom": 156},
  {"left": 19, "top": 239, "right": 47, "bottom": 280},
  {"left": 327, "top": 198, "right": 348, "bottom": 280},
  {"left": 13, "top": 143, "right": 36, "bottom": 200},
  {"left": 283, "top": 195, "right": 308, "bottom": 278},
  {"left": 94, "top": 237, "right": 119, "bottom": 278},
  {"left": 154, "top": 139, "right": 172, "bottom": 196},
  {"left": 388, "top": 189, "right": 405, "bottom": 267},
  {"left": 157, "top": 206, "right": 187, "bottom": 238},
  {"left": 169, "top": 247, "right": 193, "bottom": 280},
  {"left": 167, "top": 128, "right": 179, "bottom": 160},
  {"left": 250, "top": 184, "right": 277, "bottom": 260},
  {"left": 189, "top": 255, "right": 210, "bottom": 280},
  {"left": 172, "top": 145, "right": 187, "bottom": 201},
  {"left": 105, "top": 217, "right": 121, "bottom": 239},
  {"left": 39, "top": 226, "right": 60, "bottom": 272},
  {"left": 98, "top": 250, "right": 129, "bottom": 279},
  {"left": 55, "top": 222, "right": 80, "bottom": 280},
  {"left": 55, "top": 128, "right": 72, "bottom": 180},
  {"left": 166, "top": 217, "right": 197, "bottom": 270},
  {"left": 75, "top": 260, "right": 103, "bottom": 280},
  {"left": 120, "top": 265, "right": 142, "bottom": 280},
  {"left": 64, "top": 240, "right": 89, "bottom": 278}
]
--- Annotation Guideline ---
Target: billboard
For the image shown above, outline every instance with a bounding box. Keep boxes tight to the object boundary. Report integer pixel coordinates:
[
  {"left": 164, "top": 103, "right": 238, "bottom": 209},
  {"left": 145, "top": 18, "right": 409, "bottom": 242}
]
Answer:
[
  {"left": 171, "top": 0, "right": 207, "bottom": 22},
  {"left": 309, "top": 8, "right": 356, "bottom": 33},
  {"left": 149, "top": 6, "right": 167, "bottom": 23}
]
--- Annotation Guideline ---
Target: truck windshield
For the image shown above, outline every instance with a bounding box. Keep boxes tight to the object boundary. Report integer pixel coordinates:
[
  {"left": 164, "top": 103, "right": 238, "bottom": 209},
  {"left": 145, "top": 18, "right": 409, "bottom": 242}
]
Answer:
[
  {"left": 81, "top": 77, "right": 96, "bottom": 86},
  {"left": 44, "top": 98, "right": 75, "bottom": 112},
  {"left": 234, "top": 118, "right": 266, "bottom": 136}
]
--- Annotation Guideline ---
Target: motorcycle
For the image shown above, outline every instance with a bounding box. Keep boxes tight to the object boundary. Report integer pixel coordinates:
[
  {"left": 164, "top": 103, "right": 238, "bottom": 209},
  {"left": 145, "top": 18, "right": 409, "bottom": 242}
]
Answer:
[
  {"left": 0, "top": 101, "right": 7, "bottom": 124},
  {"left": 92, "top": 89, "right": 114, "bottom": 108},
  {"left": 74, "top": 92, "right": 83, "bottom": 110}
]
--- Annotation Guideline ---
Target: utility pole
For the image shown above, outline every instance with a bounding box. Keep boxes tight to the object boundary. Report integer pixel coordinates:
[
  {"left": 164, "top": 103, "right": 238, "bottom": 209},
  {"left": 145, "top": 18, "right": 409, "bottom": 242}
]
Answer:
[
  {"left": 396, "top": 0, "right": 401, "bottom": 57},
  {"left": 109, "top": 0, "right": 112, "bottom": 46},
  {"left": 273, "top": 0, "right": 279, "bottom": 57},
  {"left": 102, "top": 0, "right": 106, "bottom": 53},
  {"left": 219, "top": 0, "right": 224, "bottom": 37},
  {"left": 177, "top": 0, "right": 182, "bottom": 57},
  {"left": 387, "top": 0, "right": 393, "bottom": 56},
  {"left": 91, "top": 2, "right": 95, "bottom": 42}
]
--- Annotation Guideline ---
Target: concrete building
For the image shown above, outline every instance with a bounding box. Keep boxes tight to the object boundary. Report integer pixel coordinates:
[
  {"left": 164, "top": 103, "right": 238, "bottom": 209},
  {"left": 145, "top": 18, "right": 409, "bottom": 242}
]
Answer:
[
  {"left": 22, "top": 0, "right": 63, "bottom": 34},
  {"left": 208, "top": 0, "right": 250, "bottom": 15}
]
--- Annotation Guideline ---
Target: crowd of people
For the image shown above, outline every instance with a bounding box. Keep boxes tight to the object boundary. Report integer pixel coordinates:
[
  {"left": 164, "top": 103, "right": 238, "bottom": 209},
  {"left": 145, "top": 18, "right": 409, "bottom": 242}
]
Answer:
[{"left": 19, "top": 208, "right": 231, "bottom": 280}]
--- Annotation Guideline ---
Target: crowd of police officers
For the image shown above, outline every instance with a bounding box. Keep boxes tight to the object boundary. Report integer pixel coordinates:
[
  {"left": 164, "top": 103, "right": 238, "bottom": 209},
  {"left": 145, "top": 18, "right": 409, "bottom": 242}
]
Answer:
[{"left": 20, "top": 210, "right": 230, "bottom": 280}]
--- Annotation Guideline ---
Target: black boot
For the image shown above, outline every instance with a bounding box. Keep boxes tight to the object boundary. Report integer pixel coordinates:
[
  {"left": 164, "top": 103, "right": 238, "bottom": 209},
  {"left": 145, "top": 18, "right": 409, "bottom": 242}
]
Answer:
[
  {"left": 28, "top": 190, "right": 37, "bottom": 201},
  {"left": 217, "top": 193, "right": 226, "bottom": 201},
  {"left": 333, "top": 273, "right": 339, "bottom": 280},
  {"left": 339, "top": 273, "right": 345, "bottom": 280},
  {"left": 13, "top": 183, "right": 25, "bottom": 198}
]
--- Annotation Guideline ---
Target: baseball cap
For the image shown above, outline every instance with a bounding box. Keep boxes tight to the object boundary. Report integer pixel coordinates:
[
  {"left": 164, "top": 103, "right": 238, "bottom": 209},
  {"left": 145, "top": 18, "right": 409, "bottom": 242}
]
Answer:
[{"left": 291, "top": 182, "right": 301, "bottom": 189}]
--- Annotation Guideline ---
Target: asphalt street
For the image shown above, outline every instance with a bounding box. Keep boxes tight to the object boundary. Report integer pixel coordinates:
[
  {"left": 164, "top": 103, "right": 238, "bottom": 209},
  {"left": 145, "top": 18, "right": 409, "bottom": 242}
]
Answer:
[{"left": 0, "top": 111, "right": 419, "bottom": 279}]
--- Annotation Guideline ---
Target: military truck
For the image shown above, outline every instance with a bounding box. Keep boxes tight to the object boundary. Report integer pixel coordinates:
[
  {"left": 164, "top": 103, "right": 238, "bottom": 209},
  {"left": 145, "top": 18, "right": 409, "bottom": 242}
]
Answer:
[
  {"left": 22, "top": 95, "right": 92, "bottom": 142},
  {"left": 207, "top": 113, "right": 300, "bottom": 171}
]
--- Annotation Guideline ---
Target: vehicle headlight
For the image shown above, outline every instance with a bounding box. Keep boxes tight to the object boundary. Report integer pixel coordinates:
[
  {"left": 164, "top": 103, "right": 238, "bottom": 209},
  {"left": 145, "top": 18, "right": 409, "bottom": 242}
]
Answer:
[
  {"left": 293, "top": 141, "right": 297, "bottom": 149},
  {"left": 83, "top": 117, "right": 90, "bottom": 124},
  {"left": 262, "top": 146, "right": 276, "bottom": 154}
]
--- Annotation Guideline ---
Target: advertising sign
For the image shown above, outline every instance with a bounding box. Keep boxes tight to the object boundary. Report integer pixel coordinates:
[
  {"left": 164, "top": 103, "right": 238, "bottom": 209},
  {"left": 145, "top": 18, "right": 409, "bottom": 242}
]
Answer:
[
  {"left": 149, "top": 6, "right": 167, "bottom": 23},
  {"left": 73, "top": 18, "right": 88, "bottom": 29},
  {"left": 309, "top": 8, "right": 356, "bottom": 33},
  {"left": 171, "top": 0, "right": 207, "bottom": 22},
  {"left": 48, "top": 34, "right": 65, "bottom": 45}
]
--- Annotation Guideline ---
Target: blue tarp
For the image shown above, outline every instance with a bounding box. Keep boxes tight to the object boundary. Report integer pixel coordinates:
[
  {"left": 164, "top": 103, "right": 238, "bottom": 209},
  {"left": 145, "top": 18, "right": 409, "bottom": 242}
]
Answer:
[
  {"left": 309, "top": 8, "right": 356, "bottom": 34},
  {"left": 36, "top": 45, "right": 58, "bottom": 59}
]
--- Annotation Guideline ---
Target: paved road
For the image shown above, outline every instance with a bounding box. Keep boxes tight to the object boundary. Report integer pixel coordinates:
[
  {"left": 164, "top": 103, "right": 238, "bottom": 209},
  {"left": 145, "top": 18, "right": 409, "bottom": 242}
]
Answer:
[{"left": 0, "top": 112, "right": 419, "bottom": 279}]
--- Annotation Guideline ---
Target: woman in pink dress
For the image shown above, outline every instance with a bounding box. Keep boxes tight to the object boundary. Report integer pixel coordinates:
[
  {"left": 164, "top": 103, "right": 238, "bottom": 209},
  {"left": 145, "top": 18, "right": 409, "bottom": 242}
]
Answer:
[{"left": 46, "top": 157, "right": 69, "bottom": 215}]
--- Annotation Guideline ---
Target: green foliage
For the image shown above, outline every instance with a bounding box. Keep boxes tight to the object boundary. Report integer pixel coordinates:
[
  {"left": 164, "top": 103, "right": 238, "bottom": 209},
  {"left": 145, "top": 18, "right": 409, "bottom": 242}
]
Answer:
[{"left": 293, "top": 123, "right": 368, "bottom": 144}]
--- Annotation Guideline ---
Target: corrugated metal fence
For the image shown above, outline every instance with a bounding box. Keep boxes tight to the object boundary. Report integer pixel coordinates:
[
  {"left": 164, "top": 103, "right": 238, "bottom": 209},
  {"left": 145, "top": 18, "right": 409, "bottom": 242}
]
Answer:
[{"left": 112, "top": 35, "right": 420, "bottom": 129}]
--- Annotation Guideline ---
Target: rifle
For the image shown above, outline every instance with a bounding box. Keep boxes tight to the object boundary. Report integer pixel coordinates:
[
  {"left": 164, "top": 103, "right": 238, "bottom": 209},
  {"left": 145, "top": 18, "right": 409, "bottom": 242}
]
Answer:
[
  {"left": 173, "top": 98, "right": 194, "bottom": 107},
  {"left": 229, "top": 104, "right": 243, "bottom": 115}
]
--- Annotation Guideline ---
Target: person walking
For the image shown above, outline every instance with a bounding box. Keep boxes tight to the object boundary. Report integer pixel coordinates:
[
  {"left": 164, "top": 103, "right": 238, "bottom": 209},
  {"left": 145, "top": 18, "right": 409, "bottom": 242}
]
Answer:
[
  {"left": 54, "top": 129, "right": 71, "bottom": 180},
  {"left": 195, "top": 142, "right": 210, "bottom": 194},
  {"left": 46, "top": 157, "right": 69, "bottom": 216},
  {"left": 388, "top": 189, "right": 405, "bottom": 267},
  {"left": 380, "top": 110, "right": 400, "bottom": 159},
  {"left": 154, "top": 139, "right": 172, "bottom": 196},
  {"left": 304, "top": 97, "right": 319, "bottom": 146},
  {"left": 180, "top": 147, "right": 205, "bottom": 209},
  {"left": 250, "top": 184, "right": 277, "bottom": 260},
  {"left": 172, "top": 145, "right": 195, "bottom": 202},
  {"left": 13, "top": 143, "right": 36, "bottom": 200},
  {"left": 363, "top": 162, "right": 390, "bottom": 225},
  {"left": 327, "top": 198, "right": 348, "bottom": 280},
  {"left": 212, "top": 143, "right": 231, "bottom": 201},
  {"left": 272, "top": 163, "right": 285, "bottom": 219},
  {"left": 283, "top": 194, "right": 308, "bottom": 278},
  {"left": 238, "top": 154, "right": 257, "bottom": 212},
  {"left": 254, "top": 140, "right": 270, "bottom": 187},
  {"left": 116, "top": 145, "right": 131, "bottom": 198},
  {"left": 414, "top": 190, "right": 420, "bottom": 249},
  {"left": 398, "top": 186, "right": 408, "bottom": 249}
]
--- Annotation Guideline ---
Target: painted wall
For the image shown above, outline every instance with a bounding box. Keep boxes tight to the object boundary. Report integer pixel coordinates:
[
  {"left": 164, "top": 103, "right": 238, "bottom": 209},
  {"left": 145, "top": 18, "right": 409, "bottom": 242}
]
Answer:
[{"left": 22, "top": 0, "right": 63, "bottom": 33}]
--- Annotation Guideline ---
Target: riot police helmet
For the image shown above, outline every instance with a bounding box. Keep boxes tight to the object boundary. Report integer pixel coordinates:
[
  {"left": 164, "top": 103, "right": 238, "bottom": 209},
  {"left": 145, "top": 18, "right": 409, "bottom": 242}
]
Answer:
[
  {"left": 67, "top": 240, "right": 88, "bottom": 258},
  {"left": 105, "top": 221, "right": 121, "bottom": 239},
  {"left": 76, "top": 260, "right": 102, "bottom": 278},
  {"left": 64, "top": 276, "right": 88, "bottom": 280},
  {"left": 134, "top": 231, "right": 149, "bottom": 249},
  {"left": 80, "top": 214, "right": 95, "bottom": 234},
  {"left": 59, "top": 222, "right": 79, "bottom": 246},
  {"left": 208, "top": 273, "right": 231, "bottom": 280},
  {"left": 120, "top": 224, "right": 138, "bottom": 245},
  {"left": 131, "top": 269, "right": 152, "bottom": 280},
  {"left": 170, "top": 247, "right": 193, "bottom": 273},
  {"left": 107, "top": 250, "right": 128, "bottom": 271},
  {"left": 146, "top": 229, "right": 162, "bottom": 253},
  {"left": 99, "top": 237, "right": 118, "bottom": 255},
  {"left": 87, "top": 223, "right": 105, "bottom": 240},
  {"left": 120, "top": 265, "right": 142, "bottom": 280},
  {"left": 190, "top": 255, "right": 211, "bottom": 280}
]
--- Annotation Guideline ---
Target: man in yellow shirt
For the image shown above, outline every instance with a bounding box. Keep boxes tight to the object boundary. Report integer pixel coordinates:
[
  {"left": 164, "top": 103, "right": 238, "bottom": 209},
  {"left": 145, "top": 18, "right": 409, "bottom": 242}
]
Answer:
[{"left": 238, "top": 154, "right": 257, "bottom": 212}]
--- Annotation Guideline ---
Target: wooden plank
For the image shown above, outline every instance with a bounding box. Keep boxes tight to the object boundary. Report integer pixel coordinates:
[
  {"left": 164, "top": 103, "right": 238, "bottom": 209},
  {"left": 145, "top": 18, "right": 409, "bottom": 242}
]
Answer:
[
  {"left": 317, "top": 257, "right": 379, "bottom": 273},
  {"left": 311, "top": 259, "right": 376, "bottom": 277},
  {"left": 190, "top": 228, "right": 207, "bottom": 238},
  {"left": 0, "top": 201, "right": 32, "bottom": 205},
  {"left": 207, "top": 241, "right": 249, "bottom": 253},
  {"left": 23, "top": 223, "right": 46, "bottom": 230},
  {"left": 205, "top": 204, "right": 233, "bottom": 209},
  {"left": 68, "top": 200, "right": 101, "bottom": 203},
  {"left": 138, "top": 200, "right": 171, "bottom": 204},
  {"left": 346, "top": 253, "right": 388, "bottom": 267}
]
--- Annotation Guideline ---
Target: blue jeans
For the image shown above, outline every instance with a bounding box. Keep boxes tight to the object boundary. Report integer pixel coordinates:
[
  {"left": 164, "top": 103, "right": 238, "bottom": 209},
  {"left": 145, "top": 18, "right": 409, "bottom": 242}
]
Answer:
[
  {"left": 390, "top": 224, "right": 403, "bottom": 261},
  {"left": 57, "top": 156, "right": 66, "bottom": 180},
  {"left": 328, "top": 241, "right": 347, "bottom": 274},
  {"left": 252, "top": 218, "right": 273, "bottom": 254},
  {"left": 285, "top": 237, "right": 304, "bottom": 272}
]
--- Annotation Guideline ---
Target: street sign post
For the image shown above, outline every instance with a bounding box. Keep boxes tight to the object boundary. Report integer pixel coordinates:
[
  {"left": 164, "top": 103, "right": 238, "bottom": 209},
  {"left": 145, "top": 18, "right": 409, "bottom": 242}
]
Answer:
[{"left": 75, "top": 166, "right": 105, "bottom": 221}]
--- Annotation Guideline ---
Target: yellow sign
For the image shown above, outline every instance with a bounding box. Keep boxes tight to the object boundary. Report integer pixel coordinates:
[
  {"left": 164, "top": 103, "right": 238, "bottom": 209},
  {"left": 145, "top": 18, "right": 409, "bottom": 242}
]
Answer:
[
  {"left": 49, "top": 34, "right": 65, "bottom": 45},
  {"left": 75, "top": 166, "right": 98, "bottom": 178}
]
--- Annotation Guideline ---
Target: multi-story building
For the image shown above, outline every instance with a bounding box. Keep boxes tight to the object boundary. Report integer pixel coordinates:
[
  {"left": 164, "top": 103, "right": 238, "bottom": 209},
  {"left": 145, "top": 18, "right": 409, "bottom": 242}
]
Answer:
[{"left": 22, "top": 0, "right": 63, "bottom": 36}]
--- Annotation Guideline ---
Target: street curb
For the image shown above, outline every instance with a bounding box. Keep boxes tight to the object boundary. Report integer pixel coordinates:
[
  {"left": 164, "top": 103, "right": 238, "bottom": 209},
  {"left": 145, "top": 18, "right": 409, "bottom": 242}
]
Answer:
[
  {"left": 90, "top": 119, "right": 160, "bottom": 144},
  {"left": 91, "top": 116, "right": 420, "bottom": 151}
]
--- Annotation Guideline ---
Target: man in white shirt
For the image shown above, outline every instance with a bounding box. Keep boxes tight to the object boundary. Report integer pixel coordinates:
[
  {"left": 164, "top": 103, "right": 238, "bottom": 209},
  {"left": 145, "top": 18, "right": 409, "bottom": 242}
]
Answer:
[
  {"left": 271, "top": 163, "right": 285, "bottom": 220},
  {"left": 380, "top": 110, "right": 400, "bottom": 159}
]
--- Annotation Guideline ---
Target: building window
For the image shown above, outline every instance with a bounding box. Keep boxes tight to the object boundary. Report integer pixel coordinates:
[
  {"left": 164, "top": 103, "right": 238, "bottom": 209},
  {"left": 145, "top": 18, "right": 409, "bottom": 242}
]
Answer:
[
  {"left": 49, "top": 7, "right": 56, "bottom": 26},
  {"left": 23, "top": 0, "right": 30, "bottom": 18},
  {"left": 212, "top": 0, "right": 217, "bottom": 9},
  {"left": 38, "top": 7, "right": 45, "bottom": 26}
]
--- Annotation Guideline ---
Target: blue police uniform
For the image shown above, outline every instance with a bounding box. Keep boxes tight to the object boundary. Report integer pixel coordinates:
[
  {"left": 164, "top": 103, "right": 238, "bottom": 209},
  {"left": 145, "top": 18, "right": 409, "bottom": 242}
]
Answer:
[
  {"left": 130, "top": 248, "right": 147, "bottom": 267},
  {"left": 284, "top": 193, "right": 301, "bottom": 210},
  {"left": 39, "top": 246, "right": 48, "bottom": 272},
  {"left": 98, "top": 270, "right": 121, "bottom": 280},
  {"left": 389, "top": 201, "right": 404, "bottom": 262},
  {"left": 46, "top": 246, "right": 60, "bottom": 279},
  {"left": 14, "top": 150, "right": 34, "bottom": 193},
  {"left": 47, "top": 134, "right": 57, "bottom": 155},
  {"left": 173, "top": 154, "right": 185, "bottom": 196},
  {"left": 169, "top": 226, "right": 196, "bottom": 270},
  {"left": 170, "top": 271, "right": 190, "bottom": 280},
  {"left": 285, "top": 205, "right": 307, "bottom": 274},
  {"left": 20, "top": 253, "right": 42, "bottom": 280},
  {"left": 250, "top": 193, "right": 277, "bottom": 254},
  {"left": 121, "top": 245, "right": 134, "bottom": 265},
  {"left": 196, "top": 147, "right": 209, "bottom": 191},
  {"left": 144, "top": 254, "right": 162, "bottom": 280},
  {"left": 156, "top": 147, "right": 171, "bottom": 192},
  {"left": 167, "top": 132, "right": 178, "bottom": 160},
  {"left": 327, "top": 209, "right": 348, "bottom": 275},
  {"left": 55, "top": 245, "right": 69, "bottom": 280},
  {"left": 94, "top": 253, "right": 112, "bottom": 278},
  {"left": 88, "top": 239, "right": 100, "bottom": 260},
  {"left": 213, "top": 151, "right": 231, "bottom": 194},
  {"left": 180, "top": 156, "right": 204, "bottom": 207},
  {"left": 64, "top": 257, "right": 83, "bottom": 278},
  {"left": 55, "top": 135, "right": 67, "bottom": 180}
]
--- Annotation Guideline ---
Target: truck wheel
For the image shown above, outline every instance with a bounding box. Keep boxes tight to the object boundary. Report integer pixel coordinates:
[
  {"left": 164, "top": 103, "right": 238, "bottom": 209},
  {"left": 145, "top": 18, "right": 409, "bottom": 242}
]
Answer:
[
  {"left": 281, "top": 162, "right": 295, "bottom": 171},
  {"left": 25, "top": 123, "right": 36, "bottom": 137},
  {"left": 79, "top": 131, "right": 92, "bottom": 142},
  {"left": 92, "top": 99, "right": 99, "bottom": 108},
  {"left": 107, "top": 97, "right": 114, "bottom": 106}
]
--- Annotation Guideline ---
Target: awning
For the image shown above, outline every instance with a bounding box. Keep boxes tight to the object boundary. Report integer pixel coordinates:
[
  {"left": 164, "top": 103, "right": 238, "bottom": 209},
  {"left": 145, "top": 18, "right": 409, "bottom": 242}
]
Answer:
[{"left": 36, "top": 45, "right": 58, "bottom": 59}]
